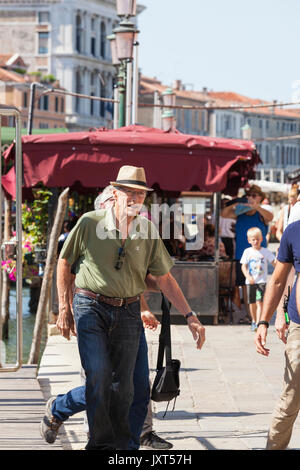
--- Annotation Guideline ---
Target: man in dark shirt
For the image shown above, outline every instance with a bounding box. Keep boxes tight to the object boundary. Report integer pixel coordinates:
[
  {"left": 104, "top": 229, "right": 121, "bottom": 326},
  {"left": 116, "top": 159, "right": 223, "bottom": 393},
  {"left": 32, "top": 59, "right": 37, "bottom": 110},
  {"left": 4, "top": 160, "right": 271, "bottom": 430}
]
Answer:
[{"left": 255, "top": 220, "right": 300, "bottom": 449}]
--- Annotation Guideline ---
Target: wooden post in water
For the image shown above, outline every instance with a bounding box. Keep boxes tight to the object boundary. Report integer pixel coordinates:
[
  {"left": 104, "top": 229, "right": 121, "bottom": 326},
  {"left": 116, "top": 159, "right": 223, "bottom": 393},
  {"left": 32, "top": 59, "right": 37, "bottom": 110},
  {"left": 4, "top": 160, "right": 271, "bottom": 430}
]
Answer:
[{"left": 28, "top": 187, "right": 69, "bottom": 364}]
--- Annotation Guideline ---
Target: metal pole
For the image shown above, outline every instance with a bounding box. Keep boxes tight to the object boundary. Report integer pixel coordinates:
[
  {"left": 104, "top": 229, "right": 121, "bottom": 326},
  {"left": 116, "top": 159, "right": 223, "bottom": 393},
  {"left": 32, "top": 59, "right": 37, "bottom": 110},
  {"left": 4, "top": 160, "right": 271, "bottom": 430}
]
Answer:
[
  {"left": 125, "top": 60, "right": 133, "bottom": 126},
  {"left": 15, "top": 112, "right": 23, "bottom": 370},
  {"left": 153, "top": 90, "right": 161, "bottom": 129},
  {"left": 0, "top": 116, "right": 2, "bottom": 366},
  {"left": 118, "top": 62, "right": 126, "bottom": 128},
  {"left": 132, "top": 41, "right": 139, "bottom": 124},
  {"left": 113, "top": 85, "right": 119, "bottom": 129},
  {"left": 27, "top": 82, "right": 37, "bottom": 135},
  {"left": 0, "top": 109, "right": 23, "bottom": 372}
]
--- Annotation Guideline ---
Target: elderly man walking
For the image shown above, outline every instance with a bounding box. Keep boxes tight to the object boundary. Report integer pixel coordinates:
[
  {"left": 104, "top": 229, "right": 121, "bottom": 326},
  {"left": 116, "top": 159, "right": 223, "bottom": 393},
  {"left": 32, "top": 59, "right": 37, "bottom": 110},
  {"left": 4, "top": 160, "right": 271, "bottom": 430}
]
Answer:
[{"left": 55, "top": 165, "right": 205, "bottom": 450}]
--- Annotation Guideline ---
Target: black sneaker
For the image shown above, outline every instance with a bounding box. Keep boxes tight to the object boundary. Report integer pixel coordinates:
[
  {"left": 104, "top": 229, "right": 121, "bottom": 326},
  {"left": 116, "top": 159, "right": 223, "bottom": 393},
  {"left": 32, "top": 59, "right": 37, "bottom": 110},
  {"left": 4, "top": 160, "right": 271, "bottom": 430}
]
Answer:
[
  {"left": 40, "top": 397, "right": 62, "bottom": 444},
  {"left": 140, "top": 431, "right": 173, "bottom": 450}
]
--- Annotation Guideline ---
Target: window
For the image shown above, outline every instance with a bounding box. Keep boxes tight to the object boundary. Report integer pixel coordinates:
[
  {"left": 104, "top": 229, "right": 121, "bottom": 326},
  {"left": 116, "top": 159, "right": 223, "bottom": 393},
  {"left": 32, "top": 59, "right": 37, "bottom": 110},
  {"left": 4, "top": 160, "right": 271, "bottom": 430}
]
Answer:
[
  {"left": 265, "top": 120, "right": 269, "bottom": 130},
  {"left": 75, "top": 70, "right": 83, "bottom": 113},
  {"left": 259, "top": 119, "right": 263, "bottom": 129},
  {"left": 265, "top": 145, "right": 269, "bottom": 164},
  {"left": 38, "top": 32, "right": 49, "bottom": 54},
  {"left": 38, "top": 95, "right": 49, "bottom": 111},
  {"left": 76, "top": 14, "right": 83, "bottom": 53},
  {"left": 61, "top": 97, "right": 64, "bottom": 113},
  {"left": 90, "top": 73, "right": 96, "bottom": 116},
  {"left": 176, "top": 108, "right": 181, "bottom": 129},
  {"left": 276, "top": 146, "right": 280, "bottom": 166},
  {"left": 38, "top": 11, "right": 50, "bottom": 23},
  {"left": 39, "top": 122, "right": 49, "bottom": 129},
  {"left": 91, "top": 37, "right": 96, "bottom": 56},
  {"left": 224, "top": 115, "right": 231, "bottom": 131},
  {"left": 55, "top": 96, "right": 59, "bottom": 112},
  {"left": 100, "top": 81, "right": 106, "bottom": 117},
  {"left": 23, "top": 92, "right": 28, "bottom": 108},
  {"left": 100, "top": 21, "right": 106, "bottom": 59},
  {"left": 184, "top": 109, "right": 191, "bottom": 132}
]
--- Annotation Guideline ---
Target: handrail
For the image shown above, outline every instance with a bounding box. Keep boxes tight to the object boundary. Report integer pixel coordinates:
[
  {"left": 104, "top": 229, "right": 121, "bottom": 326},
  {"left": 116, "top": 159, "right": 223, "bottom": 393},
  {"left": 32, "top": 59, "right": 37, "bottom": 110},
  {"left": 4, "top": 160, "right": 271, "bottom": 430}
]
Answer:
[{"left": 0, "top": 108, "right": 23, "bottom": 372}]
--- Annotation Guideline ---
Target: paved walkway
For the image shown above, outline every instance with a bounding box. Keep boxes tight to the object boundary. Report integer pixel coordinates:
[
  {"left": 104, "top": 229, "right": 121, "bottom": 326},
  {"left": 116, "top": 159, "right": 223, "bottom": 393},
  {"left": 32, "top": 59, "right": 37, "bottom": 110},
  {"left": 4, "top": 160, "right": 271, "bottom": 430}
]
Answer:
[{"left": 37, "top": 322, "right": 300, "bottom": 451}]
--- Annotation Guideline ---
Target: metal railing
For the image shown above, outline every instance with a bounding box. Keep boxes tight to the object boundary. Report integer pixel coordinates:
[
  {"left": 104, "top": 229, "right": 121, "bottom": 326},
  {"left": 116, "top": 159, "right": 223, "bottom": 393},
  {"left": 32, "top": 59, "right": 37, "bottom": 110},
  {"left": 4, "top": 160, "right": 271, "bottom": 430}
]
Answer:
[{"left": 0, "top": 108, "right": 23, "bottom": 372}]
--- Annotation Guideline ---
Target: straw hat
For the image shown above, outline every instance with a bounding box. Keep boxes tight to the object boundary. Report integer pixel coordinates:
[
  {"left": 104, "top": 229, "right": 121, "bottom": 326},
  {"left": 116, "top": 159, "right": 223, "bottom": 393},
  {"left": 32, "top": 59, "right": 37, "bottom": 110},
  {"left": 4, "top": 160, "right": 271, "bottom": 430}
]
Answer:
[
  {"left": 110, "top": 165, "right": 153, "bottom": 191},
  {"left": 245, "top": 184, "right": 265, "bottom": 201}
]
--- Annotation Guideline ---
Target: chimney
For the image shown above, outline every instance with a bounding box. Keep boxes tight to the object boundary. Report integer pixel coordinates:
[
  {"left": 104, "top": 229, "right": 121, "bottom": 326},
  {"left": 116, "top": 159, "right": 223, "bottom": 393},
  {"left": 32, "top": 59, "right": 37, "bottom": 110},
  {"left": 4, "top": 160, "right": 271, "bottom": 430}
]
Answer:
[
  {"left": 202, "top": 87, "right": 207, "bottom": 97},
  {"left": 173, "top": 80, "right": 182, "bottom": 91}
]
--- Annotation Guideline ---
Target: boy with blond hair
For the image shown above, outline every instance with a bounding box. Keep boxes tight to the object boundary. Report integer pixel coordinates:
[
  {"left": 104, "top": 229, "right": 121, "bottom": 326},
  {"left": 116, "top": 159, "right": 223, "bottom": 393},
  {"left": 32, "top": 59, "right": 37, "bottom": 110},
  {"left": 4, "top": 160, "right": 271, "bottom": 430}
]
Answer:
[{"left": 240, "top": 227, "right": 276, "bottom": 331}]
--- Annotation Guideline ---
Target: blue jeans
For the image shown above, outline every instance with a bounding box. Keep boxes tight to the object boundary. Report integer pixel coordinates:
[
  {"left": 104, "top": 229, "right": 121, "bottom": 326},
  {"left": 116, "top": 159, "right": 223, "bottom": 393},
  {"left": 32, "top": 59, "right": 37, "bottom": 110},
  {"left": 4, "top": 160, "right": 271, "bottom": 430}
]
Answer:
[
  {"left": 63, "top": 293, "right": 143, "bottom": 450},
  {"left": 52, "top": 294, "right": 150, "bottom": 449},
  {"left": 52, "top": 326, "right": 150, "bottom": 449}
]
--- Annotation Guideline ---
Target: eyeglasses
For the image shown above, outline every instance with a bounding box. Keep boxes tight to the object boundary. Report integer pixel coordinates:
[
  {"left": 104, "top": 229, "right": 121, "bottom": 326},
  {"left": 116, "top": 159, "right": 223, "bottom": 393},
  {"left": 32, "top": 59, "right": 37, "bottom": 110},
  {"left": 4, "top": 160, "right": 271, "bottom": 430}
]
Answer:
[
  {"left": 115, "top": 246, "right": 126, "bottom": 270},
  {"left": 116, "top": 186, "right": 147, "bottom": 198}
]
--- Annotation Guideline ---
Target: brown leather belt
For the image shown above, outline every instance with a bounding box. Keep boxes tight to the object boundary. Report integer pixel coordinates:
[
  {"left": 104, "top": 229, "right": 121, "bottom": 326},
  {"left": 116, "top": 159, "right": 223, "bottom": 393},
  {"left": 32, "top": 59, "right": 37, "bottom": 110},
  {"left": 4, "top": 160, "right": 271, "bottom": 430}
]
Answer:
[{"left": 75, "top": 288, "right": 140, "bottom": 307}]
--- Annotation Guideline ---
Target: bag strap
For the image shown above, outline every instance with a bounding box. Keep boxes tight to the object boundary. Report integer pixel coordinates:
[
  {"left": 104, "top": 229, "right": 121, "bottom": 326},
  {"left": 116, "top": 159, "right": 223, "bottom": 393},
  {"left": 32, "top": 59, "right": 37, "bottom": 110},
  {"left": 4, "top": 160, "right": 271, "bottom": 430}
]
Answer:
[{"left": 156, "top": 294, "right": 172, "bottom": 370}]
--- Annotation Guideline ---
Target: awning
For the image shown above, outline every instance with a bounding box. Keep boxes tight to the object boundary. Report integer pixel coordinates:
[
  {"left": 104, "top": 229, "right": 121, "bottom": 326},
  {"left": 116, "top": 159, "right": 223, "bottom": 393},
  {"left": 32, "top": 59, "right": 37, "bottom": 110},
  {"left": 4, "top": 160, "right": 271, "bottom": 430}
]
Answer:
[{"left": 2, "top": 125, "right": 259, "bottom": 199}]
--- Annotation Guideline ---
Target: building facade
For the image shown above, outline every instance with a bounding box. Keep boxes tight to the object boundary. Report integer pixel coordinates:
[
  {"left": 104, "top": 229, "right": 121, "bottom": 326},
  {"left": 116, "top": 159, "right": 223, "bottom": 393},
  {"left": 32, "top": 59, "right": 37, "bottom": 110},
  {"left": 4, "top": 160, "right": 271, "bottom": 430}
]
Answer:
[
  {"left": 0, "top": 0, "right": 120, "bottom": 130},
  {"left": 0, "top": 53, "right": 66, "bottom": 132},
  {"left": 208, "top": 91, "right": 300, "bottom": 184},
  {"left": 139, "top": 77, "right": 300, "bottom": 184}
]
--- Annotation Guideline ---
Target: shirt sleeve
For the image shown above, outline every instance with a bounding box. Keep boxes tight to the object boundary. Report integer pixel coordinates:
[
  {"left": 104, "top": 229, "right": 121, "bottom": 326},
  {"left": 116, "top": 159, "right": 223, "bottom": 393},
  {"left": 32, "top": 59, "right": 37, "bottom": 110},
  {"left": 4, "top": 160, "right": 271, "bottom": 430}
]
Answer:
[
  {"left": 277, "top": 226, "right": 293, "bottom": 263},
  {"left": 240, "top": 249, "right": 249, "bottom": 265},
  {"left": 147, "top": 236, "right": 175, "bottom": 276}
]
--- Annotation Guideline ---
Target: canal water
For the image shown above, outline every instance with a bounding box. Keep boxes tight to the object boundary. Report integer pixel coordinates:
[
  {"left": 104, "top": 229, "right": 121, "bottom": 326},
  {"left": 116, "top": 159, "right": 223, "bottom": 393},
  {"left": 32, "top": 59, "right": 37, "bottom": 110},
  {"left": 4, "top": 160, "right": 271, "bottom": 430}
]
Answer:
[{"left": 2, "top": 286, "right": 47, "bottom": 365}]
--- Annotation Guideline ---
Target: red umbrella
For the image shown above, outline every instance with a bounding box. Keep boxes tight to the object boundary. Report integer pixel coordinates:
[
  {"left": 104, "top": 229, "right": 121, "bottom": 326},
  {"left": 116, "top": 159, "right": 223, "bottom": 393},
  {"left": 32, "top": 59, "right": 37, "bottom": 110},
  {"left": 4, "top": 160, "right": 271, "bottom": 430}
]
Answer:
[{"left": 2, "top": 125, "right": 259, "bottom": 198}]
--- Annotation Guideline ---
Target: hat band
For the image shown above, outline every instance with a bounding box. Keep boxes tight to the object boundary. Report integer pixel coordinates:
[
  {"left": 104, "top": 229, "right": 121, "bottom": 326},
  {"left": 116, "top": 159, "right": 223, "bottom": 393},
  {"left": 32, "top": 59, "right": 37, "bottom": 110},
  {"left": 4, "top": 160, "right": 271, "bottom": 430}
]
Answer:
[{"left": 116, "top": 179, "right": 148, "bottom": 188}]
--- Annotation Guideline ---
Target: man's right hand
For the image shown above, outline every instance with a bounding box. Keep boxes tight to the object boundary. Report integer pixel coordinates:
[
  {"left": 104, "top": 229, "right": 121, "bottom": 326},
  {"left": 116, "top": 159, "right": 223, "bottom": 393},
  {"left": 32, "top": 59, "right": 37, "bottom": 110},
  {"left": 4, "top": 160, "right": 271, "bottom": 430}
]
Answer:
[
  {"left": 56, "top": 307, "right": 77, "bottom": 340},
  {"left": 255, "top": 325, "right": 270, "bottom": 356},
  {"left": 275, "top": 309, "right": 289, "bottom": 344}
]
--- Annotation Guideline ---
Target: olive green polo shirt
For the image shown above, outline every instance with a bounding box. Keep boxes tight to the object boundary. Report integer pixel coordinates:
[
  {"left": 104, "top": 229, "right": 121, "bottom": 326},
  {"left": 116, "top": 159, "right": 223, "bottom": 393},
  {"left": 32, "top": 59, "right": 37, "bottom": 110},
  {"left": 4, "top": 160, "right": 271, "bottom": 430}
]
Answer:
[{"left": 59, "top": 208, "right": 174, "bottom": 298}]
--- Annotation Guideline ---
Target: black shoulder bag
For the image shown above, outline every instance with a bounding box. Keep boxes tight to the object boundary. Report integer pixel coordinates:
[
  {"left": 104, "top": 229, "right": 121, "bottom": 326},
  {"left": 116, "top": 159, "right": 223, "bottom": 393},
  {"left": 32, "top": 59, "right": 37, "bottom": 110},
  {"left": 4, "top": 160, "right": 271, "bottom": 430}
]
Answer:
[{"left": 151, "top": 294, "right": 181, "bottom": 416}]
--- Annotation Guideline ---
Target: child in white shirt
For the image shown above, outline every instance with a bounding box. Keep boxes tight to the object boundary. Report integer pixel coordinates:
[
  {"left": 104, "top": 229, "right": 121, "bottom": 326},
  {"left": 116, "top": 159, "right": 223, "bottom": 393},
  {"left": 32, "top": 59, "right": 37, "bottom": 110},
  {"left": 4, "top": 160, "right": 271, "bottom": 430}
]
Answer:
[{"left": 240, "top": 227, "right": 276, "bottom": 331}]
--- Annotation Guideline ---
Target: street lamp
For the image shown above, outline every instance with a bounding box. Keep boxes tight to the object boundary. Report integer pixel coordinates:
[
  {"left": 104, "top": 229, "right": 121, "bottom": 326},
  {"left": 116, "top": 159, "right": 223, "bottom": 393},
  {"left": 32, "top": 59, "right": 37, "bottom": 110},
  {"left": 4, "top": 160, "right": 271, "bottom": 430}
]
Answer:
[
  {"left": 112, "top": 20, "right": 137, "bottom": 127},
  {"left": 113, "top": 19, "right": 136, "bottom": 61},
  {"left": 241, "top": 123, "right": 252, "bottom": 140},
  {"left": 116, "top": 0, "right": 137, "bottom": 18},
  {"left": 110, "top": 1, "right": 137, "bottom": 128},
  {"left": 107, "top": 34, "right": 120, "bottom": 66},
  {"left": 161, "top": 88, "right": 176, "bottom": 131}
]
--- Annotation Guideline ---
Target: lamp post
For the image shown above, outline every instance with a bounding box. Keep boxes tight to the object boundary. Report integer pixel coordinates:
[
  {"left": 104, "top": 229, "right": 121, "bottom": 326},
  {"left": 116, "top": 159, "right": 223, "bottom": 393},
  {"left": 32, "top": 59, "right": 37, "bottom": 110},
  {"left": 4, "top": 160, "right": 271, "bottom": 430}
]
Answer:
[
  {"left": 108, "top": 0, "right": 137, "bottom": 128},
  {"left": 241, "top": 123, "right": 252, "bottom": 140},
  {"left": 161, "top": 88, "right": 176, "bottom": 131},
  {"left": 116, "top": 0, "right": 137, "bottom": 18}
]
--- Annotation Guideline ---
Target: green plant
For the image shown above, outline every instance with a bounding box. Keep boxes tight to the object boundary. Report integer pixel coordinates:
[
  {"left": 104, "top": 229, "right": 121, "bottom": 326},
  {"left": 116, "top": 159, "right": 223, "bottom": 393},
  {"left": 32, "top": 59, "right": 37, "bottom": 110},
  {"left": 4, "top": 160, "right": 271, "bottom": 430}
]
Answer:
[
  {"left": 22, "top": 187, "right": 53, "bottom": 246},
  {"left": 42, "top": 74, "right": 56, "bottom": 83},
  {"left": 29, "top": 71, "right": 42, "bottom": 77}
]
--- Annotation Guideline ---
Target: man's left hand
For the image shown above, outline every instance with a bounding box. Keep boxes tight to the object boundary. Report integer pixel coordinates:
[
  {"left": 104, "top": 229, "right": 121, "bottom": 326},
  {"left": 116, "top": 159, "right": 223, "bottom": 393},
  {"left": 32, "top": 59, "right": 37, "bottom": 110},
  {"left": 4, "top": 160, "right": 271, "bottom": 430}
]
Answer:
[{"left": 187, "top": 316, "right": 205, "bottom": 349}]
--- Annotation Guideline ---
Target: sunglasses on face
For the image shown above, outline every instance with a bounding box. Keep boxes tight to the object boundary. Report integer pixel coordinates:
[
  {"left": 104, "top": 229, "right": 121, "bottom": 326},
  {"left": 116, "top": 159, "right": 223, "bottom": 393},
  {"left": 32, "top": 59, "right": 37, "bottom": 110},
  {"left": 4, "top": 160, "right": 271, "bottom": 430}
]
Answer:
[
  {"left": 116, "top": 187, "right": 147, "bottom": 198},
  {"left": 115, "top": 246, "right": 126, "bottom": 270}
]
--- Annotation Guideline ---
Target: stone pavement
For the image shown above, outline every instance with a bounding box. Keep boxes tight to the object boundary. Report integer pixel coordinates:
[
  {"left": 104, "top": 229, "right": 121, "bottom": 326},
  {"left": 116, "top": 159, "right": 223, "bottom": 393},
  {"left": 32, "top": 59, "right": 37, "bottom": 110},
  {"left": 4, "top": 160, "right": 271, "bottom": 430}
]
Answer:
[{"left": 37, "top": 321, "right": 300, "bottom": 451}]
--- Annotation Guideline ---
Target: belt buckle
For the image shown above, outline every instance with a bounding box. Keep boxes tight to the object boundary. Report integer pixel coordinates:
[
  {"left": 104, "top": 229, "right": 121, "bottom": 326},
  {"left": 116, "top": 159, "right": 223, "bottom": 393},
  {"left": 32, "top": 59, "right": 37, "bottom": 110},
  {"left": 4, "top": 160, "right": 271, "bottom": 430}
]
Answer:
[{"left": 115, "top": 297, "right": 124, "bottom": 307}]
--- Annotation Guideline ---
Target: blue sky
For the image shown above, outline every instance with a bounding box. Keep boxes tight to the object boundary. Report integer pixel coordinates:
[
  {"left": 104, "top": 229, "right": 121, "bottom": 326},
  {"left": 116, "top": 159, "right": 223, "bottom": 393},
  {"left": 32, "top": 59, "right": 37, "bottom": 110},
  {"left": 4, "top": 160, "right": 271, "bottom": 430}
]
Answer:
[{"left": 138, "top": 0, "right": 300, "bottom": 103}]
